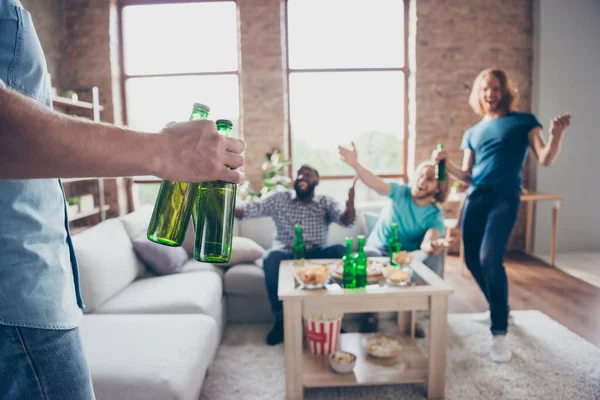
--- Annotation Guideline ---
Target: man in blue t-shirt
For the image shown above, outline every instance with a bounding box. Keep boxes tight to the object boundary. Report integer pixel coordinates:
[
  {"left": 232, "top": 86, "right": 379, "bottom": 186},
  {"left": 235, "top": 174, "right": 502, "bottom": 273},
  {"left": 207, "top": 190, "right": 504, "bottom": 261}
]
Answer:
[{"left": 433, "top": 67, "right": 571, "bottom": 363}]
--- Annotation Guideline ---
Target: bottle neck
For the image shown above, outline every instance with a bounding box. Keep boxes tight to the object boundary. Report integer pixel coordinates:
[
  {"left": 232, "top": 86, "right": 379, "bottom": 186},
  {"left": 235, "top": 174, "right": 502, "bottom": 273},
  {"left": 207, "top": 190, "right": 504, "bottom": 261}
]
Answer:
[{"left": 357, "top": 241, "right": 364, "bottom": 252}]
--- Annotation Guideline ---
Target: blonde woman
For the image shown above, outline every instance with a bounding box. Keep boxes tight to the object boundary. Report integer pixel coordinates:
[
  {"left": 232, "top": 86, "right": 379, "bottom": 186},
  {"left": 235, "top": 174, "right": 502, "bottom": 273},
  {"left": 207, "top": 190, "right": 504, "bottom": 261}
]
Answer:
[{"left": 432, "top": 67, "right": 571, "bottom": 363}]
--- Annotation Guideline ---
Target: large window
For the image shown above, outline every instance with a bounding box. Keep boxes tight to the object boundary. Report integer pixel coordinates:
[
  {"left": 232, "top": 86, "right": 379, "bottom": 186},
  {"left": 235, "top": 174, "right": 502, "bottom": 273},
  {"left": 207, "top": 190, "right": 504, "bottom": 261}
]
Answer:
[
  {"left": 286, "top": 0, "right": 408, "bottom": 203},
  {"left": 121, "top": 1, "right": 240, "bottom": 204}
]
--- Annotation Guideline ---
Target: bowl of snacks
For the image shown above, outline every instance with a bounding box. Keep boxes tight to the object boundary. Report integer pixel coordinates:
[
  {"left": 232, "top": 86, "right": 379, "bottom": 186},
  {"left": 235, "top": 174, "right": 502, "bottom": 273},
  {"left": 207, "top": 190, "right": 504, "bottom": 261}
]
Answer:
[
  {"left": 329, "top": 351, "right": 357, "bottom": 374},
  {"left": 294, "top": 263, "right": 332, "bottom": 289},
  {"left": 363, "top": 334, "right": 403, "bottom": 359},
  {"left": 392, "top": 251, "right": 412, "bottom": 267},
  {"left": 381, "top": 265, "right": 413, "bottom": 286}
]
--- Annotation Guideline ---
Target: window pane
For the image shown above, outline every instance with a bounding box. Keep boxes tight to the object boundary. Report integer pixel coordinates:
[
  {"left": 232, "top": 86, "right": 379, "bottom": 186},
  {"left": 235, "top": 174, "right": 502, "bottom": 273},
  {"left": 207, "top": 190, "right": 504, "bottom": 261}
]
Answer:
[
  {"left": 123, "top": 2, "right": 238, "bottom": 75},
  {"left": 126, "top": 75, "right": 240, "bottom": 136},
  {"left": 317, "top": 179, "right": 395, "bottom": 205},
  {"left": 290, "top": 71, "right": 404, "bottom": 176},
  {"left": 135, "top": 183, "right": 160, "bottom": 206},
  {"left": 287, "top": 0, "right": 404, "bottom": 69}
]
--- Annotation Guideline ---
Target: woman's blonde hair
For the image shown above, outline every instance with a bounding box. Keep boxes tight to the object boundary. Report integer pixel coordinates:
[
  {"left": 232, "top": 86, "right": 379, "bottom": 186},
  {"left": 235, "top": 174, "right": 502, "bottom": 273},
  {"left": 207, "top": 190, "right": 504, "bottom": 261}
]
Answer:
[
  {"left": 468, "top": 67, "right": 519, "bottom": 116},
  {"left": 412, "top": 161, "right": 449, "bottom": 204}
]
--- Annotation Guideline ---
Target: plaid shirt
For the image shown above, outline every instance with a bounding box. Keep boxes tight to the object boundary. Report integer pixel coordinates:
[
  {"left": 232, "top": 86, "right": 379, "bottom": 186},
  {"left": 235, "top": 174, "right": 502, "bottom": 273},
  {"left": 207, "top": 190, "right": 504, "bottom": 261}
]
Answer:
[{"left": 240, "top": 190, "right": 354, "bottom": 250}]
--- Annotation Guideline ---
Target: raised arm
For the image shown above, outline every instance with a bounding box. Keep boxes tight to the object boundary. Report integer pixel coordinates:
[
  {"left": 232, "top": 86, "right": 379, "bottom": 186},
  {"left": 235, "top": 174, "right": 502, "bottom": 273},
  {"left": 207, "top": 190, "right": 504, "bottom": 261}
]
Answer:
[
  {"left": 528, "top": 113, "right": 571, "bottom": 166},
  {"left": 432, "top": 148, "right": 473, "bottom": 185},
  {"left": 338, "top": 142, "right": 391, "bottom": 196},
  {"left": 0, "top": 85, "right": 245, "bottom": 183}
]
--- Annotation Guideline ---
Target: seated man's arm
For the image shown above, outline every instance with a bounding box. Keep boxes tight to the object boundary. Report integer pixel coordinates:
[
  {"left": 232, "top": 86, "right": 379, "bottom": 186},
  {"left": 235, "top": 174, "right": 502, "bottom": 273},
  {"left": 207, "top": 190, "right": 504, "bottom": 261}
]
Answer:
[
  {"left": 420, "top": 214, "right": 453, "bottom": 255},
  {"left": 235, "top": 191, "right": 280, "bottom": 220},
  {"left": 339, "top": 142, "right": 391, "bottom": 196}
]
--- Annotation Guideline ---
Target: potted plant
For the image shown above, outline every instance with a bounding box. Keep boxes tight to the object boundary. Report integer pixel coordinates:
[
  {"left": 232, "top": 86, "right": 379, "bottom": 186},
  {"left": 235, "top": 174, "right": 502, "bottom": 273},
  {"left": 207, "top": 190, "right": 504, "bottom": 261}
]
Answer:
[
  {"left": 66, "top": 197, "right": 80, "bottom": 217},
  {"left": 238, "top": 148, "right": 292, "bottom": 200}
]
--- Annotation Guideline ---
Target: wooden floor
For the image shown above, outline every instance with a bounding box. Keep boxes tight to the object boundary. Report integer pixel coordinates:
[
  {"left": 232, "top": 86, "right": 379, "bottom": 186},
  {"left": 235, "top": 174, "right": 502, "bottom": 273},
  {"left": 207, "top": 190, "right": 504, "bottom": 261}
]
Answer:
[{"left": 445, "top": 251, "right": 600, "bottom": 347}]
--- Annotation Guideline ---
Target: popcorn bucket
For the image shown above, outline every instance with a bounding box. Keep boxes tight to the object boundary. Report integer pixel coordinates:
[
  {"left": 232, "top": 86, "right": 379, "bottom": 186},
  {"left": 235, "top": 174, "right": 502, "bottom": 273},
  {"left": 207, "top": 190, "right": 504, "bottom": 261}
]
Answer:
[{"left": 304, "top": 312, "right": 343, "bottom": 355}]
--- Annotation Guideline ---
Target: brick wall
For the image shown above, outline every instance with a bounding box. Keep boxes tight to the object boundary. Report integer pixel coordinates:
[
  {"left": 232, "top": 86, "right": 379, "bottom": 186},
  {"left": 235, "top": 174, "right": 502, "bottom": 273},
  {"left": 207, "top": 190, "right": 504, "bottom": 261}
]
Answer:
[
  {"left": 411, "top": 0, "right": 535, "bottom": 250},
  {"left": 238, "top": 0, "right": 288, "bottom": 187},
  {"left": 63, "top": 0, "right": 126, "bottom": 216}
]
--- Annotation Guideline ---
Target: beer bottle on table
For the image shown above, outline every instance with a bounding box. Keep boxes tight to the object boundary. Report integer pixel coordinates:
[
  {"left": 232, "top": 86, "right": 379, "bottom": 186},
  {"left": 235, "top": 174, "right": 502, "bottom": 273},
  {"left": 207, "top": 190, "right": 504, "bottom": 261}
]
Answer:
[
  {"left": 436, "top": 143, "right": 446, "bottom": 181},
  {"left": 292, "top": 225, "right": 305, "bottom": 260},
  {"left": 194, "top": 119, "right": 238, "bottom": 263},
  {"left": 342, "top": 237, "right": 356, "bottom": 289},
  {"left": 388, "top": 223, "right": 402, "bottom": 266},
  {"left": 354, "top": 235, "right": 367, "bottom": 288},
  {"left": 147, "top": 103, "right": 210, "bottom": 246}
]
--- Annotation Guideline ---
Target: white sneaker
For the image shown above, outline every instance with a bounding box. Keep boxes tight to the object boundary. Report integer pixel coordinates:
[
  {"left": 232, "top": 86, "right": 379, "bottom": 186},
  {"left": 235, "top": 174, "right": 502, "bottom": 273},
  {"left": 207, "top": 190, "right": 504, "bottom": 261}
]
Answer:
[{"left": 490, "top": 335, "right": 512, "bottom": 363}]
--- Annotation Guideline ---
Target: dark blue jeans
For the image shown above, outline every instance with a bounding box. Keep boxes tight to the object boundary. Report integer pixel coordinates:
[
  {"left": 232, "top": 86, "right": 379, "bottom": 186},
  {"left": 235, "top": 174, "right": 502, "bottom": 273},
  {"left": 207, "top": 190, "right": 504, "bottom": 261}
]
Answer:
[
  {"left": 462, "top": 187, "right": 520, "bottom": 335},
  {"left": 263, "top": 244, "right": 346, "bottom": 316},
  {"left": 0, "top": 325, "right": 95, "bottom": 400}
]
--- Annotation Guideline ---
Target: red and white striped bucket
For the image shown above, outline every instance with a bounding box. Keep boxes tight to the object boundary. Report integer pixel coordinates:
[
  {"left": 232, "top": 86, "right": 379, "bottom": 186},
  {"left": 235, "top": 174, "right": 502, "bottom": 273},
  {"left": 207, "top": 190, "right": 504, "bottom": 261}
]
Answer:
[{"left": 304, "top": 313, "right": 343, "bottom": 355}]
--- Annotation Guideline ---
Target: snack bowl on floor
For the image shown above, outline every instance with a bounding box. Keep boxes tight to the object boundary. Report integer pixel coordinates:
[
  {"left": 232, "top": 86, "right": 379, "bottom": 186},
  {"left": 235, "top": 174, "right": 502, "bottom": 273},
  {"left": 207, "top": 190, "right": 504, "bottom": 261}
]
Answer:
[{"left": 329, "top": 351, "right": 357, "bottom": 374}]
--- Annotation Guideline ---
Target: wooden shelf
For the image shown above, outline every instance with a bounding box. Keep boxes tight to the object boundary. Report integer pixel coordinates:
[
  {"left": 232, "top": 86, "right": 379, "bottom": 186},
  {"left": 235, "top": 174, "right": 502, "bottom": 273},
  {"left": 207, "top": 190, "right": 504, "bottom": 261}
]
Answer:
[
  {"left": 69, "top": 226, "right": 91, "bottom": 235},
  {"left": 62, "top": 177, "right": 99, "bottom": 183},
  {"left": 52, "top": 96, "right": 104, "bottom": 111},
  {"left": 302, "top": 333, "right": 427, "bottom": 388},
  {"left": 68, "top": 205, "right": 110, "bottom": 222}
]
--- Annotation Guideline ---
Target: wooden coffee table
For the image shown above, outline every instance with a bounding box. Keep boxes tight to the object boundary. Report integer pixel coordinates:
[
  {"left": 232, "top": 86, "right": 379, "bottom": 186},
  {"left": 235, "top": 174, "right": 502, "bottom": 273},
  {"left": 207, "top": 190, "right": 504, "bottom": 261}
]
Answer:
[{"left": 278, "top": 257, "right": 453, "bottom": 400}]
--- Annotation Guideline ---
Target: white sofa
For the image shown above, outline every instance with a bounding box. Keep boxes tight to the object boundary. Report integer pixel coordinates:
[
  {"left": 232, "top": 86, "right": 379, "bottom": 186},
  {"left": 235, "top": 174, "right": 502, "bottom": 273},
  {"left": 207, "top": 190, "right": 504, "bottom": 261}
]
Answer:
[{"left": 72, "top": 202, "right": 388, "bottom": 400}]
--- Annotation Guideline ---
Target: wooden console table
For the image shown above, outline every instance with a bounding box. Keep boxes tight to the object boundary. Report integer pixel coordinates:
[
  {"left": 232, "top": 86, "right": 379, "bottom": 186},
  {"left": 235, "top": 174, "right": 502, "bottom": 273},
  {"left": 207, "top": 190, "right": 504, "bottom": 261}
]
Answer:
[{"left": 447, "top": 191, "right": 564, "bottom": 266}]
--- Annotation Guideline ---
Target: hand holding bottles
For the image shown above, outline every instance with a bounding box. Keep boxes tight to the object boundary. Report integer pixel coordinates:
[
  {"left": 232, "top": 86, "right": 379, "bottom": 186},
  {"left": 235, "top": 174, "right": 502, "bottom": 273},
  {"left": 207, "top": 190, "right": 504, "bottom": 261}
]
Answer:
[{"left": 156, "top": 120, "right": 246, "bottom": 184}]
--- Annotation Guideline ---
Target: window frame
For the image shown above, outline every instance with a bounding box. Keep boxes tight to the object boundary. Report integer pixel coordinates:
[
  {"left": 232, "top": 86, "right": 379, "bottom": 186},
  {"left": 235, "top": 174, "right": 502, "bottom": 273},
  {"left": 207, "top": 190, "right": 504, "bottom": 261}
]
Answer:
[
  {"left": 283, "top": 0, "right": 410, "bottom": 183},
  {"left": 118, "top": 0, "right": 240, "bottom": 184}
]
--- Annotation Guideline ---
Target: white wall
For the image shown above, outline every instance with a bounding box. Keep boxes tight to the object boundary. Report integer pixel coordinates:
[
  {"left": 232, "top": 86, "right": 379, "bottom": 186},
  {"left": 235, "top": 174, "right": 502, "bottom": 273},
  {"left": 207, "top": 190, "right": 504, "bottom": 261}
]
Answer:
[{"left": 532, "top": 0, "right": 600, "bottom": 254}]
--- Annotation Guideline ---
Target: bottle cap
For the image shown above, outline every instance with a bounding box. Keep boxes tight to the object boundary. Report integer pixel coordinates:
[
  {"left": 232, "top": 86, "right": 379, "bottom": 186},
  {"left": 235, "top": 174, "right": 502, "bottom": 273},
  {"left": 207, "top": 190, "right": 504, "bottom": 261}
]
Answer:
[
  {"left": 192, "top": 103, "right": 210, "bottom": 112},
  {"left": 216, "top": 119, "right": 233, "bottom": 128},
  {"left": 437, "top": 143, "right": 444, "bottom": 150}
]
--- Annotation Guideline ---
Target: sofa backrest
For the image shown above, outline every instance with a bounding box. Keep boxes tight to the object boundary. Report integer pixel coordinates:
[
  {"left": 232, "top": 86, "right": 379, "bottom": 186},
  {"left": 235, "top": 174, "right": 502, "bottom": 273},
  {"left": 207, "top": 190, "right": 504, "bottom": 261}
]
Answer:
[
  {"left": 235, "top": 201, "right": 388, "bottom": 249},
  {"left": 72, "top": 218, "right": 145, "bottom": 313}
]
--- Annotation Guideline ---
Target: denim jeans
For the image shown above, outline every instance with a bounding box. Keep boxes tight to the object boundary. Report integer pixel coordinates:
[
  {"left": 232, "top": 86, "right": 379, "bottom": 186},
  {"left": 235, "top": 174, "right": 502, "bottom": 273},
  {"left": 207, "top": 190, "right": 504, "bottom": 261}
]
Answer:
[
  {"left": 462, "top": 187, "right": 520, "bottom": 335},
  {"left": 0, "top": 325, "right": 95, "bottom": 400},
  {"left": 263, "top": 244, "right": 346, "bottom": 316}
]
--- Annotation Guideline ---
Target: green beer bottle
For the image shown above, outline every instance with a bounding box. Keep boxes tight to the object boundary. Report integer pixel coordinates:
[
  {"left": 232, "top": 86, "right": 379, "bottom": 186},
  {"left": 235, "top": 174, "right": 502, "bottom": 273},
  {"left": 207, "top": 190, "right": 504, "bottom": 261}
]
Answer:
[
  {"left": 342, "top": 237, "right": 356, "bottom": 289},
  {"left": 354, "top": 235, "right": 367, "bottom": 288},
  {"left": 193, "top": 119, "right": 237, "bottom": 263},
  {"left": 388, "top": 223, "right": 402, "bottom": 266},
  {"left": 436, "top": 143, "right": 446, "bottom": 181},
  {"left": 147, "top": 103, "right": 210, "bottom": 246},
  {"left": 292, "top": 225, "right": 305, "bottom": 260}
]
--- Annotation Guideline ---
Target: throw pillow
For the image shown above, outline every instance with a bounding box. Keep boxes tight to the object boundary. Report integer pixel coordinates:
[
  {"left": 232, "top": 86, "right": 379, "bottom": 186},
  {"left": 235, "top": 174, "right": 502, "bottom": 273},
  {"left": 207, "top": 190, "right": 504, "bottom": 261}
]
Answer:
[
  {"left": 131, "top": 234, "right": 189, "bottom": 276},
  {"left": 220, "top": 236, "right": 265, "bottom": 267}
]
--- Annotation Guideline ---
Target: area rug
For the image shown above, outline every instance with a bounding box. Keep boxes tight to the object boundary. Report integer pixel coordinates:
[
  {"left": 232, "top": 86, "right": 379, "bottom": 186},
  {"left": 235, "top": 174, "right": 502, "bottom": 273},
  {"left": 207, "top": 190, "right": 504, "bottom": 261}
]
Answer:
[{"left": 199, "top": 311, "right": 600, "bottom": 400}]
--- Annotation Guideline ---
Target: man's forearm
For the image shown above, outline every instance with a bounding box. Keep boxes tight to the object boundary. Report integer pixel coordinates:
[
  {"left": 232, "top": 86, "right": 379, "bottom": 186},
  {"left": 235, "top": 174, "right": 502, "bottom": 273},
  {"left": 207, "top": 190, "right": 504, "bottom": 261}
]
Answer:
[
  {"left": 351, "top": 162, "right": 390, "bottom": 195},
  {"left": 446, "top": 160, "right": 472, "bottom": 185},
  {"left": 540, "top": 133, "right": 564, "bottom": 166},
  {"left": 0, "top": 87, "right": 162, "bottom": 179},
  {"left": 339, "top": 207, "right": 355, "bottom": 226}
]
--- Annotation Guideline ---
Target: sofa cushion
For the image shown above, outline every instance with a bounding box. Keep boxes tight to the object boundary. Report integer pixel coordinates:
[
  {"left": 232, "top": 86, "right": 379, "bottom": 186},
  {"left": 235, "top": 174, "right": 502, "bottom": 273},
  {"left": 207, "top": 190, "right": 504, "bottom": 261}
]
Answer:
[
  {"left": 119, "top": 205, "right": 154, "bottom": 238},
  {"left": 182, "top": 259, "right": 225, "bottom": 279},
  {"left": 81, "top": 314, "right": 218, "bottom": 400},
  {"left": 237, "top": 217, "right": 276, "bottom": 250},
  {"left": 224, "top": 264, "right": 268, "bottom": 297},
  {"left": 131, "top": 234, "right": 188, "bottom": 275},
  {"left": 72, "top": 219, "right": 145, "bottom": 313},
  {"left": 94, "top": 271, "right": 223, "bottom": 322}
]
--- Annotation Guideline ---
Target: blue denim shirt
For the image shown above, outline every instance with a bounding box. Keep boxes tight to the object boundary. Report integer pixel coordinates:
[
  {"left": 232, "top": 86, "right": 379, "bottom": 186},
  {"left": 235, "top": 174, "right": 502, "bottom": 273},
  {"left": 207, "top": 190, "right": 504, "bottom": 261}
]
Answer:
[{"left": 0, "top": 0, "right": 83, "bottom": 329}]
